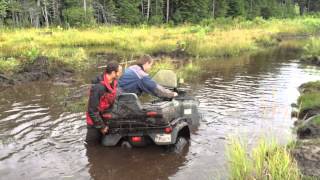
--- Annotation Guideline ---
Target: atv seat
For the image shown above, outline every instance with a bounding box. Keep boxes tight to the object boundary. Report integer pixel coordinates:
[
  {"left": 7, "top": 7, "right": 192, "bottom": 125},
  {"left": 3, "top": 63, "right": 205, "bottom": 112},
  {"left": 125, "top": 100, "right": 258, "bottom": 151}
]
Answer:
[{"left": 113, "top": 93, "right": 143, "bottom": 116}]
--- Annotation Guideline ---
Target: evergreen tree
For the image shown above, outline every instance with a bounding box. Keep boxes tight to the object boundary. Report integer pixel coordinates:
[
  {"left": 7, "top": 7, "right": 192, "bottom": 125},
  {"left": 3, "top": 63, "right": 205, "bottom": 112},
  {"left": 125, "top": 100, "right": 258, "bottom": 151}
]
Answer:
[
  {"left": 149, "top": 0, "right": 164, "bottom": 24},
  {"left": 0, "top": 0, "right": 7, "bottom": 18},
  {"left": 62, "top": 0, "right": 95, "bottom": 26},
  {"left": 309, "top": 0, "right": 320, "bottom": 13},
  {"left": 214, "top": 0, "right": 228, "bottom": 18},
  {"left": 0, "top": 0, "right": 7, "bottom": 26},
  {"left": 226, "top": 0, "right": 245, "bottom": 17},
  {"left": 115, "top": 0, "right": 141, "bottom": 24},
  {"left": 0, "top": 0, "right": 318, "bottom": 27},
  {"left": 173, "top": 0, "right": 209, "bottom": 23}
]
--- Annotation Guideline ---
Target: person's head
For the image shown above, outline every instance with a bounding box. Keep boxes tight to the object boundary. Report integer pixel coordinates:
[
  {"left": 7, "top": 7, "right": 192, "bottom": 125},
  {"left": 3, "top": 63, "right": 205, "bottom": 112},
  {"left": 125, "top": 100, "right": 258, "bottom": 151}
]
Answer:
[
  {"left": 105, "top": 61, "right": 122, "bottom": 80},
  {"left": 136, "top": 55, "right": 154, "bottom": 72}
]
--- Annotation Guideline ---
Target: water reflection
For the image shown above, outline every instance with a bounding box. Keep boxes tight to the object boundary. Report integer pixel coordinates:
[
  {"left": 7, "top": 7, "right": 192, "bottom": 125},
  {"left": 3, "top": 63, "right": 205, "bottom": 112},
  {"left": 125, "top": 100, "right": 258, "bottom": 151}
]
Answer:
[{"left": 86, "top": 143, "right": 188, "bottom": 180}]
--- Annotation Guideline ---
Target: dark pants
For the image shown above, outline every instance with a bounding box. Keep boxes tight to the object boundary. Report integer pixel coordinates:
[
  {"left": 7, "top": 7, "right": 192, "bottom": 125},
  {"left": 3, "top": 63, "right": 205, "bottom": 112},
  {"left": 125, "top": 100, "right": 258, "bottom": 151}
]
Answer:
[{"left": 85, "top": 126, "right": 102, "bottom": 145}]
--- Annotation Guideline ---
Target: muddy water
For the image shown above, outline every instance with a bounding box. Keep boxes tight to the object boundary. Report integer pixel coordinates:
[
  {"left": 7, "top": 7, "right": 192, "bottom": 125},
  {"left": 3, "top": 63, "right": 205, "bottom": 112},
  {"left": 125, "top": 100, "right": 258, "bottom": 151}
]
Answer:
[{"left": 1, "top": 45, "right": 320, "bottom": 180}]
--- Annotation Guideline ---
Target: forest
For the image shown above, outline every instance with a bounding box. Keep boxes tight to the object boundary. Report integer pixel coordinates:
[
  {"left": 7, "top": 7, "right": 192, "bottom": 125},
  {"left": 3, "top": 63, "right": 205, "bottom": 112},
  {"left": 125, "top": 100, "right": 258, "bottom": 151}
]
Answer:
[{"left": 0, "top": 0, "right": 319, "bottom": 27}]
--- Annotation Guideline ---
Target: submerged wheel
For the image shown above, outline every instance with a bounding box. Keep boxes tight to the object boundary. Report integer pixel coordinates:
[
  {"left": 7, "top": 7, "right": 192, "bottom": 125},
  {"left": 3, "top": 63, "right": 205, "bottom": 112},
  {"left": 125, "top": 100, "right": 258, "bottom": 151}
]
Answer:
[
  {"left": 121, "top": 141, "right": 132, "bottom": 149},
  {"left": 169, "top": 136, "right": 189, "bottom": 154}
]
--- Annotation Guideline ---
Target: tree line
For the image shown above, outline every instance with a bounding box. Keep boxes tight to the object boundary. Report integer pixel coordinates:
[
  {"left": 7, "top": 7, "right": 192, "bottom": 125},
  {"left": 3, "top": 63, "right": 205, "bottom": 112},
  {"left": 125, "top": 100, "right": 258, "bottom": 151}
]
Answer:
[{"left": 0, "top": 0, "right": 319, "bottom": 27}]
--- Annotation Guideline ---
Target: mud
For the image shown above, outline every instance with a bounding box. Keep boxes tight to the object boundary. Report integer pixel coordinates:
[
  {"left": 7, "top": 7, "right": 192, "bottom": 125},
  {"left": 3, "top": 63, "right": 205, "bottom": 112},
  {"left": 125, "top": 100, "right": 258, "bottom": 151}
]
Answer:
[
  {"left": 301, "top": 56, "right": 320, "bottom": 66},
  {"left": 292, "top": 139, "right": 320, "bottom": 178},
  {"left": 297, "top": 116, "right": 320, "bottom": 139},
  {"left": 0, "top": 57, "right": 75, "bottom": 88}
]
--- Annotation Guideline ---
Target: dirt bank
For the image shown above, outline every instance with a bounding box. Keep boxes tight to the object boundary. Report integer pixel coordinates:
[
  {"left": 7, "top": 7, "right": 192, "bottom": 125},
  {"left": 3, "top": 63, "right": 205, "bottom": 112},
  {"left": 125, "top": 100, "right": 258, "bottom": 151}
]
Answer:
[
  {"left": 292, "top": 81, "right": 320, "bottom": 178},
  {"left": 0, "top": 57, "right": 76, "bottom": 89},
  {"left": 300, "top": 56, "right": 320, "bottom": 66}
]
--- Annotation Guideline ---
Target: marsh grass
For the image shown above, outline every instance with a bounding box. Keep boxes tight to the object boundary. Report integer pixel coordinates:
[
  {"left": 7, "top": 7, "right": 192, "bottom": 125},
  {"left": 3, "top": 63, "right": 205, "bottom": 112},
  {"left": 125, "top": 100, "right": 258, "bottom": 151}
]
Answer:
[
  {"left": 298, "top": 93, "right": 320, "bottom": 113},
  {"left": 296, "top": 81, "right": 320, "bottom": 116},
  {"left": 1, "top": 17, "right": 320, "bottom": 74},
  {"left": 227, "top": 137, "right": 301, "bottom": 180},
  {"left": 299, "top": 81, "right": 320, "bottom": 94},
  {"left": 304, "top": 37, "right": 320, "bottom": 57}
]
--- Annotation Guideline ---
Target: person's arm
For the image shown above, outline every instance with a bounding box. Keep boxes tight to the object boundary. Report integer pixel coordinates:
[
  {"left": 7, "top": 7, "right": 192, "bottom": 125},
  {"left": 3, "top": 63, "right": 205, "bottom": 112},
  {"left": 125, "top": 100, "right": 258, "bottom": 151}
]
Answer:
[
  {"left": 87, "top": 85, "right": 107, "bottom": 130},
  {"left": 154, "top": 84, "right": 177, "bottom": 98},
  {"left": 141, "top": 76, "right": 176, "bottom": 98}
]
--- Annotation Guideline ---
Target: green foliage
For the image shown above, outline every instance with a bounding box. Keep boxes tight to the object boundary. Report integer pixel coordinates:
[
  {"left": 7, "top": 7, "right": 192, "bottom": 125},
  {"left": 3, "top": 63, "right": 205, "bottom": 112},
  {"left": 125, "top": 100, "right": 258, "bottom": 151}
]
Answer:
[
  {"left": 0, "top": 0, "right": 7, "bottom": 18},
  {"left": 214, "top": 0, "right": 228, "bottom": 18},
  {"left": 314, "top": 116, "right": 320, "bottom": 125},
  {"left": 115, "top": 0, "right": 141, "bottom": 24},
  {"left": 63, "top": 7, "right": 95, "bottom": 26},
  {"left": 0, "top": 0, "right": 318, "bottom": 27},
  {"left": 304, "top": 37, "right": 320, "bottom": 56},
  {"left": 299, "top": 81, "right": 320, "bottom": 94},
  {"left": 227, "top": 137, "right": 301, "bottom": 180},
  {"left": 24, "top": 46, "right": 40, "bottom": 60},
  {"left": 0, "top": 57, "right": 20, "bottom": 74},
  {"left": 227, "top": 0, "right": 245, "bottom": 17},
  {"left": 0, "top": 17, "right": 319, "bottom": 74},
  {"left": 149, "top": 0, "right": 164, "bottom": 24},
  {"left": 149, "top": 59, "right": 175, "bottom": 76},
  {"left": 298, "top": 93, "right": 320, "bottom": 112},
  {"left": 173, "top": 0, "right": 210, "bottom": 23}
]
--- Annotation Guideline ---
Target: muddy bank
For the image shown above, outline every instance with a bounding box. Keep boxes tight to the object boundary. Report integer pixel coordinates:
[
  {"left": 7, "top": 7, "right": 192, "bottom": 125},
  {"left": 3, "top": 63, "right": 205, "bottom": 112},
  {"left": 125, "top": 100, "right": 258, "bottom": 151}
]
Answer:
[
  {"left": 0, "top": 52, "right": 192, "bottom": 91},
  {"left": 292, "top": 81, "right": 320, "bottom": 178},
  {"left": 0, "top": 57, "right": 78, "bottom": 89},
  {"left": 277, "top": 33, "right": 320, "bottom": 41},
  {"left": 300, "top": 56, "right": 320, "bottom": 66},
  {"left": 292, "top": 139, "right": 320, "bottom": 177}
]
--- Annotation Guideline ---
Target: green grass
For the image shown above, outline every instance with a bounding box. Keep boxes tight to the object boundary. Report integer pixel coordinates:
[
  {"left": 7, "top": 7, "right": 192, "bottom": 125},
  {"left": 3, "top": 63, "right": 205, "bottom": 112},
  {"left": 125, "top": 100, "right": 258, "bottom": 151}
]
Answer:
[
  {"left": 299, "top": 81, "right": 320, "bottom": 94},
  {"left": 298, "top": 93, "right": 320, "bottom": 112},
  {"left": 1, "top": 16, "right": 320, "bottom": 75},
  {"left": 227, "top": 137, "right": 301, "bottom": 180},
  {"left": 312, "top": 116, "right": 320, "bottom": 125},
  {"left": 0, "top": 57, "right": 21, "bottom": 74},
  {"left": 298, "top": 81, "right": 320, "bottom": 112},
  {"left": 304, "top": 37, "right": 320, "bottom": 57},
  {"left": 149, "top": 58, "right": 176, "bottom": 76}
]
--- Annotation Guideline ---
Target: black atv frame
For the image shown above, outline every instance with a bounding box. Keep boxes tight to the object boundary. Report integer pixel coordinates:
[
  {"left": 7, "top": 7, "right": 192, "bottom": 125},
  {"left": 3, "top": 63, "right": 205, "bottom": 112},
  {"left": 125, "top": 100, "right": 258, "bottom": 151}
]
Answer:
[{"left": 101, "top": 70, "right": 199, "bottom": 150}]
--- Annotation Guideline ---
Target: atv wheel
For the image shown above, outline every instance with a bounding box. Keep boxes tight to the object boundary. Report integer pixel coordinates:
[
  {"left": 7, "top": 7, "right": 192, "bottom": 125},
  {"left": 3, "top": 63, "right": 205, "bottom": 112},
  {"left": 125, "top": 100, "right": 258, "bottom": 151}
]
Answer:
[
  {"left": 121, "top": 141, "right": 132, "bottom": 149},
  {"left": 170, "top": 136, "right": 189, "bottom": 154}
]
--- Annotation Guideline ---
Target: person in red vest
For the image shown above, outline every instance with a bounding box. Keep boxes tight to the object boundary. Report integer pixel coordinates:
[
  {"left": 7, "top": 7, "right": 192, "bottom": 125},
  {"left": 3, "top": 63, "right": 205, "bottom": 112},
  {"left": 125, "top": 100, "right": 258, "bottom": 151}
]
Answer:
[{"left": 86, "top": 61, "right": 122, "bottom": 144}]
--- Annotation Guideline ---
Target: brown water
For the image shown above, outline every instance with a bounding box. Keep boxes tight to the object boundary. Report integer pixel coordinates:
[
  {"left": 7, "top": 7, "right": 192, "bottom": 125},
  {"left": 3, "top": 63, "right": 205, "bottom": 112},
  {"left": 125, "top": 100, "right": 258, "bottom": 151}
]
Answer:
[{"left": 1, "top": 46, "right": 320, "bottom": 180}]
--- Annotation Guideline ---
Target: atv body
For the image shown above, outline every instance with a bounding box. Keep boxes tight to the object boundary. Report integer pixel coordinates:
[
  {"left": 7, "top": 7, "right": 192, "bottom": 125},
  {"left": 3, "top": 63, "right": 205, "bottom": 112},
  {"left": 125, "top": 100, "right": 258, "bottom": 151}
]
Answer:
[{"left": 101, "top": 70, "right": 199, "bottom": 147}]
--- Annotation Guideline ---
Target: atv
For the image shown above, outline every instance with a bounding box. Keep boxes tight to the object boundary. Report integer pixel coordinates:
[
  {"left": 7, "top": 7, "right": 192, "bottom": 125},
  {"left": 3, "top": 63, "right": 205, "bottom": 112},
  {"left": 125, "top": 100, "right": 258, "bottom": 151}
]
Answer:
[{"left": 101, "top": 70, "right": 200, "bottom": 151}]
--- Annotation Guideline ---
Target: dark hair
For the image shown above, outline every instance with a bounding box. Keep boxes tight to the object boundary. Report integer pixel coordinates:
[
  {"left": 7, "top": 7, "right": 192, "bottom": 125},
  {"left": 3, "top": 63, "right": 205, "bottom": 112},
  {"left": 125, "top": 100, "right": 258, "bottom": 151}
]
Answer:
[
  {"left": 105, "top": 61, "right": 120, "bottom": 74},
  {"left": 136, "top": 54, "right": 153, "bottom": 66}
]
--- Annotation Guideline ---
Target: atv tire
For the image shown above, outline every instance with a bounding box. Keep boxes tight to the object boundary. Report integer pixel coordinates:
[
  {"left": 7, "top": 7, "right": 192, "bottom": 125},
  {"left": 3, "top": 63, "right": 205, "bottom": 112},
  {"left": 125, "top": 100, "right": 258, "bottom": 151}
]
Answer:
[{"left": 170, "top": 136, "right": 189, "bottom": 154}]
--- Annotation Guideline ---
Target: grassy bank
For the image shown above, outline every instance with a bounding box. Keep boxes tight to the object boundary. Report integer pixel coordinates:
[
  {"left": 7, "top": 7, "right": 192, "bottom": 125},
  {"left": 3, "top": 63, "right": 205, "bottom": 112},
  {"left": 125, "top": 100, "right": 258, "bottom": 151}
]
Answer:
[
  {"left": 227, "top": 138, "right": 301, "bottom": 180},
  {"left": 1, "top": 17, "right": 320, "bottom": 75},
  {"left": 304, "top": 37, "right": 320, "bottom": 57},
  {"left": 292, "top": 81, "right": 320, "bottom": 178},
  {"left": 297, "top": 81, "right": 320, "bottom": 120},
  {"left": 300, "top": 36, "right": 320, "bottom": 64},
  {"left": 226, "top": 82, "right": 320, "bottom": 179},
  {"left": 229, "top": 81, "right": 320, "bottom": 179}
]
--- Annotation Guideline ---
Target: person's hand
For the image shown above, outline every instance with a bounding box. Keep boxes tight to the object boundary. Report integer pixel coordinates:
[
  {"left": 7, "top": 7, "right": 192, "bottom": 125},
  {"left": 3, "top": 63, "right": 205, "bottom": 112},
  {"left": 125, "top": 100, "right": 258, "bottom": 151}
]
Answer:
[
  {"left": 100, "top": 126, "right": 109, "bottom": 135},
  {"left": 173, "top": 92, "right": 178, "bottom": 97}
]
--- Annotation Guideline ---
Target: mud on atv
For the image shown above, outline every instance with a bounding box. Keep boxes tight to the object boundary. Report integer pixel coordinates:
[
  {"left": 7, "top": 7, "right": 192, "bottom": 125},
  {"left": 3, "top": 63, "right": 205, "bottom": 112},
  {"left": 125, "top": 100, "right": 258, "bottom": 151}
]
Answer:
[{"left": 101, "top": 70, "right": 200, "bottom": 152}]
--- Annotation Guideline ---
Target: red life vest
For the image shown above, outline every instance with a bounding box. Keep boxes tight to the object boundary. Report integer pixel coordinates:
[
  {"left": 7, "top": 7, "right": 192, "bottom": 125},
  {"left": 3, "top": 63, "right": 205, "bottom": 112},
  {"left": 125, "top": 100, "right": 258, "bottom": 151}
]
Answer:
[
  {"left": 98, "top": 74, "right": 117, "bottom": 112},
  {"left": 86, "top": 74, "right": 117, "bottom": 126}
]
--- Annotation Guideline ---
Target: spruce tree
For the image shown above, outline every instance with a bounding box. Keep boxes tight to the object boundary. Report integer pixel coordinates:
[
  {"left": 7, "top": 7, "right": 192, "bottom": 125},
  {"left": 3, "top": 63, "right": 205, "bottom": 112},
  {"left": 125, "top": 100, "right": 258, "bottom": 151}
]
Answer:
[
  {"left": 173, "top": 0, "right": 210, "bottom": 23},
  {"left": 215, "top": 0, "right": 228, "bottom": 18},
  {"left": 115, "top": 0, "right": 141, "bottom": 24},
  {"left": 226, "top": 0, "right": 245, "bottom": 17}
]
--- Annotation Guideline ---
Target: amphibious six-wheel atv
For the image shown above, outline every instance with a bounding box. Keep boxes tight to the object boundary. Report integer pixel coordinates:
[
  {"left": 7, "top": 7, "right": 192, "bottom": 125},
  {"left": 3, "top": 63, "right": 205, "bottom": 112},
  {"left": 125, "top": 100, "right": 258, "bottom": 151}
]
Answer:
[{"left": 101, "top": 70, "right": 199, "bottom": 150}]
